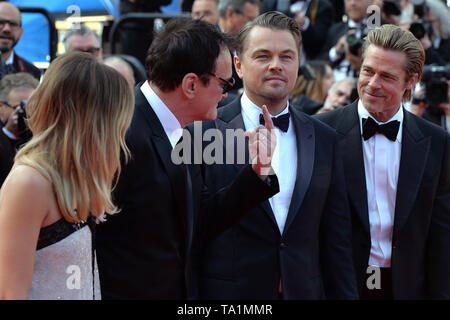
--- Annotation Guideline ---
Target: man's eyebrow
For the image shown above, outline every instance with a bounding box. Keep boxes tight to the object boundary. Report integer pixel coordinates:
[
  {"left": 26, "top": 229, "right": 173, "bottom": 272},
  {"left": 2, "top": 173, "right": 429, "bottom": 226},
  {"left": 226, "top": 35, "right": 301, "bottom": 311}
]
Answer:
[{"left": 251, "top": 48, "right": 296, "bottom": 55}]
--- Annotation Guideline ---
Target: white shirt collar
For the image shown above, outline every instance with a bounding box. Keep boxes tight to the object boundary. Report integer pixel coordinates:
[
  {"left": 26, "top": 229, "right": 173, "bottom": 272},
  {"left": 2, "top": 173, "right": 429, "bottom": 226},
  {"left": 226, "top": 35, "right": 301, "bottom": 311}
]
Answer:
[
  {"left": 5, "top": 51, "right": 14, "bottom": 65},
  {"left": 357, "top": 99, "right": 403, "bottom": 143},
  {"left": 348, "top": 18, "right": 367, "bottom": 29},
  {"left": 140, "top": 81, "right": 182, "bottom": 148},
  {"left": 240, "top": 92, "right": 289, "bottom": 131}
]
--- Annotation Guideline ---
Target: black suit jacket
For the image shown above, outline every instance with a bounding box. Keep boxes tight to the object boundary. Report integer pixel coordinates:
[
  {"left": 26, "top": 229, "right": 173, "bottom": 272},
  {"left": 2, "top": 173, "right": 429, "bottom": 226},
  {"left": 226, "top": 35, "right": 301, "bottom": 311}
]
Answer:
[
  {"left": 0, "top": 126, "right": 14, "bottom": 187},
  {"left": 96, "top": 86, "right": 278, "bottom": 299},
  {"left": 315, "top": 101, "right": 450, "bottom": 299},
  {"left": 318, "top": 21, "right": 347, "bottom": 61},
  {"left": 13, "top": 53, "right": 41, "bottom": 80},
  {"left": 260, "top": 0, "right": 333, "bottom": 60},
  {"left": 192, "top": 98, "right": 358, "bottom": 299}
]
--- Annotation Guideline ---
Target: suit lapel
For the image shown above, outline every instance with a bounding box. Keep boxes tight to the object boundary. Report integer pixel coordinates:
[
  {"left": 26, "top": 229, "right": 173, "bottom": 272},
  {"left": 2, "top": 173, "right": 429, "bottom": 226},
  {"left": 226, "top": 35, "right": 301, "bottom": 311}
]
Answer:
[
  {"left": 216, "top": 99, "right": 277, "bottom": 225},
  {"left": 392, "top": 111, "right": 430, "bottom": 243},
  {"left": 135, "top": 88, "right": 189, "bottom": 242},
  {"left": 336, "top": 102, "right": 370, "bottom": 235},
  {"left": 282, "top": 106, "right": 315, "bottom": 235}
]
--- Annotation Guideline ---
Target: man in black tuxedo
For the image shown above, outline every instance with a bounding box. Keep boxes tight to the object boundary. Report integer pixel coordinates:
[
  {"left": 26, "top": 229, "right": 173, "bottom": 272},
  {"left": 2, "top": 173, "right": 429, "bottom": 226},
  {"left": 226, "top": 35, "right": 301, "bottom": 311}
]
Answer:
[
  {"left": 96, "top": 18, "right": 279, "bottom": 300},
  {"left": 260, "top": 0, "right": 334, "bottom": 61},
  {"left": 0, "top": 2, "right": 41, "bottom": 80},
  {"left": 316, "top": 24, "right": 450, "bottom": 299},
  {"left": 193, "top": 11, "right": 357, "bottom": 299}
]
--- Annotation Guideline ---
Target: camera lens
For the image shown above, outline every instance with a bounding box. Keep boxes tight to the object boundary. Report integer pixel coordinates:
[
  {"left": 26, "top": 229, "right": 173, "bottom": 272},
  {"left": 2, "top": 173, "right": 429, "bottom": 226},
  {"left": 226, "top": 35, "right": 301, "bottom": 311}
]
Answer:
[{"left": 409, "top": 21, "right": 426, "bottom": 39}]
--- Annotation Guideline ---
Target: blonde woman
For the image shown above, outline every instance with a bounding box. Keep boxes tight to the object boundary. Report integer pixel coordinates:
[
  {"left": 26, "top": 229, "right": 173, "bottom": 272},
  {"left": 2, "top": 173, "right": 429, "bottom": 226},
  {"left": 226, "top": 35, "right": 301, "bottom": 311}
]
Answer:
[
  {"left": 0, "top": 52, "right": 134, "bottom": 299},
  {"left": 291, "top": 60, "right": 335, "bottom": 104}
]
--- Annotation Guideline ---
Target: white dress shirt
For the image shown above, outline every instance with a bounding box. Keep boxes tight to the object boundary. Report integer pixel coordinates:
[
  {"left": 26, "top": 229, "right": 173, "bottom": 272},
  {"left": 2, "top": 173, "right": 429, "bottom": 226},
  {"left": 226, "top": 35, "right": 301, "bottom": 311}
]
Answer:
[
  {"left": 241, "top": 93, "right": 297, "bottom": 234},
  {"left": 140, "top": 81, "right": 182, "bottom": 148},
  {"left": 358, "top": 100, "right": 403, "bottom": 267}
]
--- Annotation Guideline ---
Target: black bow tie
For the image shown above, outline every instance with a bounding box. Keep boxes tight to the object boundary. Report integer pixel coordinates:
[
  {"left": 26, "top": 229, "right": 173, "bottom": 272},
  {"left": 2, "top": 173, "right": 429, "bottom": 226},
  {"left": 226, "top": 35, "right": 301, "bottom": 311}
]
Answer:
[
  {"left": 362, "top": 117, "right": 400, "bottom": 142},
  {"left": 259, "top": 113, "right": 290, "bottom": 132}
]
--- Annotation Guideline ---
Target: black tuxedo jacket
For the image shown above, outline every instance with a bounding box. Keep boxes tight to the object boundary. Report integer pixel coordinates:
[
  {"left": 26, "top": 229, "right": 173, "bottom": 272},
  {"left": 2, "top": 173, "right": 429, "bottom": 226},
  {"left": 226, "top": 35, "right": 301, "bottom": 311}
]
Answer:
[
  {"left": 191, "top": 98, "right": 358, "bottom": 299},
  {"left": 260, "top": 0, "right": 333, "bottom": 60},
  {"left": 96, "top": 86, "right": 278, "bottom": 299},
  {"left": 291, "top": 95, "right": 323, "bottom": 115},
  {"left": 315, "top": 101, "right": 450, "bottom": 299}
]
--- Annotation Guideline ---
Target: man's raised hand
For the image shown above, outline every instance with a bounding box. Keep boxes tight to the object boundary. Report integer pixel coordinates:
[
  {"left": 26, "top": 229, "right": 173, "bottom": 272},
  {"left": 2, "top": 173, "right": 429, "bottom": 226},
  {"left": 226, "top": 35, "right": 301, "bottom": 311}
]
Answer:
[{"left": 244, "top": 105, "right": 277, "bottom": 179}]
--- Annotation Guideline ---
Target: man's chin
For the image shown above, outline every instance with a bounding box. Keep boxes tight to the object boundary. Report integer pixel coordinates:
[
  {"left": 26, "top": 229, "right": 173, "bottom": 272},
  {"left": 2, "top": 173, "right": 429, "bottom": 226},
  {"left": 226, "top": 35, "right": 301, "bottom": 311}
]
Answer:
[{"left": 0, "top": 46, "right": 12, "bottom": 54}]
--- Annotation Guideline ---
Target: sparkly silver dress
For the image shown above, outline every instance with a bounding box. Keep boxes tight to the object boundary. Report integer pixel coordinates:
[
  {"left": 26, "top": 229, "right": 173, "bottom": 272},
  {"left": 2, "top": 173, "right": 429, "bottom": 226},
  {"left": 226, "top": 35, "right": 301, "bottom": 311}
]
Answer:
[{"left": 28, "top": 218, "right": 101, "bottom": 300}]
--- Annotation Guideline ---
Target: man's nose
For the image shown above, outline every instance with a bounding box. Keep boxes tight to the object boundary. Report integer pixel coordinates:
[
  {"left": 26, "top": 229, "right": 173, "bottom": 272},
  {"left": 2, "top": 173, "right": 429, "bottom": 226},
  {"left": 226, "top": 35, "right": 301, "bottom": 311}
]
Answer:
[
  {"left": 269, "top": 57, "right": 282, "bottom": 72},
  {"left": 368, "top": 75, "right": 382, "bottom": 89}
]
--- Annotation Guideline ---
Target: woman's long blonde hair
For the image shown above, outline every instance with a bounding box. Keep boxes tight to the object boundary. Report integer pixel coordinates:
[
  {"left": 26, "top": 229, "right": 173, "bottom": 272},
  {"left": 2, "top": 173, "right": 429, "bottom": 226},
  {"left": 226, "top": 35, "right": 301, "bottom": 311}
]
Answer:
[
  {"left": 15, "top": 52, "right": 134, "bottom": 222},
  {"left": 291, "top": 60, "right": 330, "bottom": 103}
]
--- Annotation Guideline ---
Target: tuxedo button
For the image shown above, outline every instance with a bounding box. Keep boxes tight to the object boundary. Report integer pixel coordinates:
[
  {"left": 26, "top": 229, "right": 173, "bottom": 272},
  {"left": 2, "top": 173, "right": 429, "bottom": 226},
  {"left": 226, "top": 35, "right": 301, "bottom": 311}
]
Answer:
[{"left": 280, "top": 242, "right": 287, "bottom": 250}]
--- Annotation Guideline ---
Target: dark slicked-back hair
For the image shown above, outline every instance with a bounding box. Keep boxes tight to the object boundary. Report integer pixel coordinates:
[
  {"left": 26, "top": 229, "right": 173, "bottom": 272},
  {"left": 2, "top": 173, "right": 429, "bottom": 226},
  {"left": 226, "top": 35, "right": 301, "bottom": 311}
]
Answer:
[
  {"left": 361, "top": 24, "right": 425, "bottom": 101},
  {"left": 145, "top": 18, "right": 236, "bottom": 92},
  {"left": 236, "top": 11, "right": 301, "bottom": 57}
]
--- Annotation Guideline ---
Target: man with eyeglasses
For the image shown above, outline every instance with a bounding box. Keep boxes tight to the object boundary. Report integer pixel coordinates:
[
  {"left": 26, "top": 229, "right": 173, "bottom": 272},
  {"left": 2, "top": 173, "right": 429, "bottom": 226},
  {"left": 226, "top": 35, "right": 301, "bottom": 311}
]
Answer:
[
  {"left": 0, "top": 72, "right": 38, "bottom": 186},
  {"left": 96, "top": 18, "right": 279, "bottom": 300},
  {"left": 0, "top": 2, "right": 41, "bottom": 80},
  {"left": 63, "top": 24, "right": 103, "bottom": 61}
]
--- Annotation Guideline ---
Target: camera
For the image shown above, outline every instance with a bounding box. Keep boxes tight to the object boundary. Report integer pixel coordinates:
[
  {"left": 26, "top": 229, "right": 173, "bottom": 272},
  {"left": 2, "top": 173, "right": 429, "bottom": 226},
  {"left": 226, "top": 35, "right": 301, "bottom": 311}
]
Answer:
[
  {"left": 346, "top": 25, "right": 368, "bottom": 56},
  {"left": 16, "top": 99, "right": 32, "bottom": 144},
  {"left": 409, "top": 19, "right": 433, "bottom": 40},
  {"left": 412, "top": 65, "right": 450, "bottom": 114}
]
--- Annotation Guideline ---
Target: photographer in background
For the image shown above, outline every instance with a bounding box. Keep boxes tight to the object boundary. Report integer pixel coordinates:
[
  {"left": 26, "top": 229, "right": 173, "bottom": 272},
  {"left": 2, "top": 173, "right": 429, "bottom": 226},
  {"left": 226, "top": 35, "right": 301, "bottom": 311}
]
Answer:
[
  {"left": 0, "top": 73, "right": 37, "bottom": 186},
  {"left": 411, "top": 66, "right": 450, "bottom": 132},
  {"left": 411, "top": 0, "right": 450, "bottom": 63},
  {"left": 409, "top": 0, "right": 449, "bottom": 64},
  {"left": 0, "top": 73, "right": 38, "bottom": 150},
  {"left": 259, "top": 0, "right": 334, "bottom": 61},
  {"left": 319, "top": 0, "right": 371, "bottom": 81}
]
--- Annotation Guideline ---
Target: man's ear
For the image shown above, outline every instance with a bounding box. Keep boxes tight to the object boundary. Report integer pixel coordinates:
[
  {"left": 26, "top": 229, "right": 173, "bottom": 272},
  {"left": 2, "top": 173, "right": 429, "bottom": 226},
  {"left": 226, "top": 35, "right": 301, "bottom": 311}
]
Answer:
[
  {"left": 234, "top": 55, "right": 244, "bottom": 79},
  {"left": 17, "top": 26, "right": 23, "bottom": 41},
  {"left": 181, "top": 73, "right": 198, "bottom": 99},
  {"left": 226, "top": 7, "right": 235, "bottom": 20},
  {"left": 406, "top": 73, "right": 419, "bottom": 91}
]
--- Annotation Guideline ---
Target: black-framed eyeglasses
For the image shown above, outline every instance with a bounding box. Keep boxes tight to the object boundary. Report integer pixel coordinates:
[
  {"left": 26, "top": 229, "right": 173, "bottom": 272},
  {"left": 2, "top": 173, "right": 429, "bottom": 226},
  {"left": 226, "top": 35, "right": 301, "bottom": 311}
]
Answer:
[
  {"left": 74, "top": 47, "right": 101, "bottom": 56},
  {"left": 1, "top": 101, "right": 21, "bottom": 109},
  {"left": 0, "top": 19, "right": 21, "bottom": 30},
  {"left": 207, "top": 72, "right": 235, "bottom": 94}
]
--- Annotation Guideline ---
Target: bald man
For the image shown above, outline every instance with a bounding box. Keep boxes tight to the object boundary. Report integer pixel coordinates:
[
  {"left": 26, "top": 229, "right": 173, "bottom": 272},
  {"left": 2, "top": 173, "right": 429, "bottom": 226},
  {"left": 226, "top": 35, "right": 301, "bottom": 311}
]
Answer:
[{"left": 0, "top": 2, "right": 41, "bottom": 80}]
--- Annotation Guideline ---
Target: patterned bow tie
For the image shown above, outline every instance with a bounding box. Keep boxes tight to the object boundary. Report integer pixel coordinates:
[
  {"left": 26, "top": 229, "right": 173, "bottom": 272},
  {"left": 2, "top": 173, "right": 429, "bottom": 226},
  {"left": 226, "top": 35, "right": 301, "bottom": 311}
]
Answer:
[
  {"left": 362, "top": 117, "right": 400, "bottom": 142},
  {"left": 259, "top": 113, "right": 290, "bottom": 132}
]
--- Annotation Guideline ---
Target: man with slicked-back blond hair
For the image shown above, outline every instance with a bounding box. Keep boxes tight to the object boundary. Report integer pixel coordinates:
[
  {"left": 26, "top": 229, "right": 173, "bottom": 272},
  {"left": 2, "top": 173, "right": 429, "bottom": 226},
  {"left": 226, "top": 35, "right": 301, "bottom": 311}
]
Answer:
[{"left": 316, "top": 24, "right": 450, "bottom": 299}]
